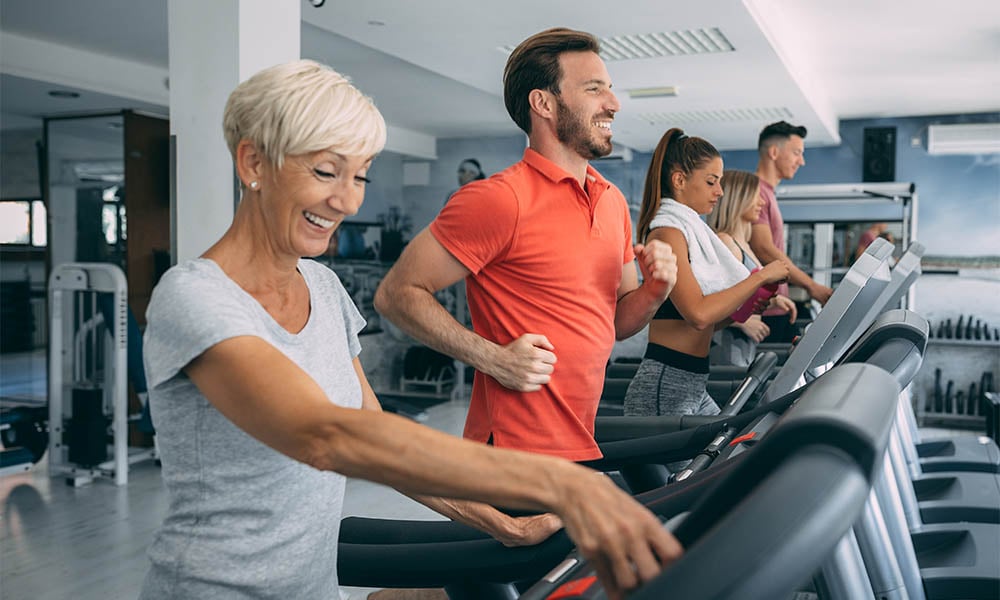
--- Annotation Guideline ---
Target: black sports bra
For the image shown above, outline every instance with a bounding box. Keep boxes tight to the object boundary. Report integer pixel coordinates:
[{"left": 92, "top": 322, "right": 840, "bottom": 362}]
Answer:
[
  {"left": 653, "top": 297, "right": 683, "bottom": 320},
  {"left": 653, "top": 245, "right": 757, "bottom": 321}
]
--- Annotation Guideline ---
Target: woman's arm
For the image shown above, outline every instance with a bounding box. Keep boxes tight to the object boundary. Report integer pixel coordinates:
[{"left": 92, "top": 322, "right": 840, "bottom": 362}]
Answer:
[
  {"left": 352, "top": 357, "right": 563, "bottom": 547},
  {"left": 407, "top": 494, "right": 564, "bottom": 547},
  {"left": 185, "top": 338, "right": 681, "bottom": 595},
  {"left": 733, "top": 315, "right": 771, "bottom": 342},
  {"left": 651, "top": 228, "right": 787, "bottom": 331},
  {"left": 768, "top": 294, "right": 798, "bottom": 323},
  {"left": 354, "top": 357, "right": 382, "bottom": 412}
]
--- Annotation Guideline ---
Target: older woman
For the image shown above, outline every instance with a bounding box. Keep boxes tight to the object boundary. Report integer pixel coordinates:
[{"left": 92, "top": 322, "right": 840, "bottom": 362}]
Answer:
[
  {"left": 139, "top": 60, "right": 678, "bottom": 599},
  {"left": 623, "top": 129, "right": 789, "bottom": 422},
  {"left": 707, "top": 170, "right": 798, "bottom": 365}
]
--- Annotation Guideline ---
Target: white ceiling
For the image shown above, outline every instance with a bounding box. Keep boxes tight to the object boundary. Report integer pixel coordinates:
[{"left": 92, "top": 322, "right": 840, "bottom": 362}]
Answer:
[{"left": 1, "top": 0, "right": 998, "bottom": 152}]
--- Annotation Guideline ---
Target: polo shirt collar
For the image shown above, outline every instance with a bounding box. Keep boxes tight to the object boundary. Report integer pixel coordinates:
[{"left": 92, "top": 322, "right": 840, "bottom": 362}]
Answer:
[{"left": 522, "top": 148, "right": 611, "bottom": 193}]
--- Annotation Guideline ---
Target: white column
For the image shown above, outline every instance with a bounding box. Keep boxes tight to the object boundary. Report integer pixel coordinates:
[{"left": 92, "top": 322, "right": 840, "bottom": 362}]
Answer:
[{"left": 168, "top": 0, "right": 300, "bottom": 263}]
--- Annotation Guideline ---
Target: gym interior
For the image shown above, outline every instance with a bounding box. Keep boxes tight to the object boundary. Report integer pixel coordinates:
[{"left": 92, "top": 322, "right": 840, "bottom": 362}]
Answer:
[{"left": 1, "top": 2, "right": 998, "bottom": 599}]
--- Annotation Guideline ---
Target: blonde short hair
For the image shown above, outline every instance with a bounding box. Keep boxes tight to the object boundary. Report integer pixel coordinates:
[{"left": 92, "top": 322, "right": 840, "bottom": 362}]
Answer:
[{"left": 223, "top": 59, "right": 386, "bottom": 168}]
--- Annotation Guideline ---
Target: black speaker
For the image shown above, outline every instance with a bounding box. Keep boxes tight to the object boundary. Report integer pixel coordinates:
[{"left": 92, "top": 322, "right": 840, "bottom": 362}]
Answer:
[{"left": 862, "top": 127, "right": 896, "bottom": 182}]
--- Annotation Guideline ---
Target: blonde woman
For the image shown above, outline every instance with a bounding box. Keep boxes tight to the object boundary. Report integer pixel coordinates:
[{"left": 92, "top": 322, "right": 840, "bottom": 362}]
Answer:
[{"left": 707, "top": 170, "right": 798, "bottom": 365}]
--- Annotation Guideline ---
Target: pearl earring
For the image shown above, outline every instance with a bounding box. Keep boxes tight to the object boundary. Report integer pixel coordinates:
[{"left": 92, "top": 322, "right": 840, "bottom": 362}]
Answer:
[{"left": 249, "top": 181, "right": 259, "bottom": 190}]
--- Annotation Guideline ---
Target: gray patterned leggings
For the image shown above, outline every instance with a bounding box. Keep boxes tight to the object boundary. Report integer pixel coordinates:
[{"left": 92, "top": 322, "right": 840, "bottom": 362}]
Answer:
[
  {"left": 623, "top": 345, "right": 720, "bottom": 418},
  {"left": 622, "top": 344, "right": 720, "bottom": 473}
]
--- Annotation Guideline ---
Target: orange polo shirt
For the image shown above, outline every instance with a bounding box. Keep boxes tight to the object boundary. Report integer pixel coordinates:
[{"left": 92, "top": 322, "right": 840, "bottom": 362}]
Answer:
[{"left": 430, "top": 148, "right": 634, "bottom": 460}]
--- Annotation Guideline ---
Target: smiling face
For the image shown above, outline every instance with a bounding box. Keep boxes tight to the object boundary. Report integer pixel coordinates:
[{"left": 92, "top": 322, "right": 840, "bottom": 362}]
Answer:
[
  {"left": 259, "top": 149, "right": 372, "bottom": 259},
  {"left": 675, "top": 156, "right": 724, "bottom": 215},
  {"left": 552, "top": 51, "right": 620, "bottom": 160}
]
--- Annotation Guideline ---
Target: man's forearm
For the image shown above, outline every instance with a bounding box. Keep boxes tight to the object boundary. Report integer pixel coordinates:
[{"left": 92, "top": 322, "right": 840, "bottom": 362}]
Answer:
[
  {"left": 785, "top": 260, "right": 818, "bottom": 291},
  {"left": 614, "top": 285, "right": 663, "bottom": 340},
  {"left": 375, "top": 285, "right": 496, "bottom": 372}
]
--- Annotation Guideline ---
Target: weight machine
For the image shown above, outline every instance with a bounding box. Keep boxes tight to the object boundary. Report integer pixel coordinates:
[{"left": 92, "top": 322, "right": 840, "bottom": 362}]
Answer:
[{"left": 47, "top": 263, "right": 155, "bottom": 486}]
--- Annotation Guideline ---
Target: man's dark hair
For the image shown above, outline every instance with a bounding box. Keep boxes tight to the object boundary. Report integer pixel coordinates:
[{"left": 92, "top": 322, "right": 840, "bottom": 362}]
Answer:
[
  {"left": 460, "top": 158, "right": 485, "bottom": 180},
  {"left": 757, "top": 120, "right": 807, "bottom": 153},
  {"left": 503, "top": 28, "right": 600, "bottom": 135}
]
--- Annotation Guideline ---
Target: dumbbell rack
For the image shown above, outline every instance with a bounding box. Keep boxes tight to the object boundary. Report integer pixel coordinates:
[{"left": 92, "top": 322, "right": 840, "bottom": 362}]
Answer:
[
  {"left": 48, "top": 263, "right": 153, "bottom": 486},
  {"left": 915, "top": 313, "right": 998, "bottom": 429}
]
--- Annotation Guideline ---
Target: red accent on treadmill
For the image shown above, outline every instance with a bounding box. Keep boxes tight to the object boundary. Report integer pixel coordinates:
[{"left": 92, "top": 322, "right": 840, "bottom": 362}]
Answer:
[
  {"left": 549, "top": 575, "right": 599, "bottom": 599},
  {"left": 729, "top": 431, "right": 758, "bottom": 446}
]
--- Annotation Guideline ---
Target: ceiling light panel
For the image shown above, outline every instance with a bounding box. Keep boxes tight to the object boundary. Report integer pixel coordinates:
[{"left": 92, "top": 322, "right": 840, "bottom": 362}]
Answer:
[
  {"left": 637, "top": 107, "right": 793, "bottom": 124},
  {"left": 600, "top": 29, "right": 734, "bottom": 61},
  {"left": 498, "top": 28, "right": 735, "bottom": 61},
  {"left": 627, "top": 86, "right": 679, "bottom": 99}
]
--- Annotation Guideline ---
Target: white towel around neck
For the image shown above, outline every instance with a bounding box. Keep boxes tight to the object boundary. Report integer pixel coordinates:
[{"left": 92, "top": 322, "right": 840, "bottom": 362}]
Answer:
[{"left": 649, "top": 198, "right": 750, "bottom": 296}]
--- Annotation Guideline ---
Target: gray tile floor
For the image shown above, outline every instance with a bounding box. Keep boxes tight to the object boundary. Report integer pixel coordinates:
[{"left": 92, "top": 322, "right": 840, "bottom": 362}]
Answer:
[{"left": 0, "top": 356, "right": 470, "bottom": 600}]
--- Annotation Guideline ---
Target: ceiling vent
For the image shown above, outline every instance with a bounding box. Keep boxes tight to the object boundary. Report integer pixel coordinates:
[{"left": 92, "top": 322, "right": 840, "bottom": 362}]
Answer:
[
  {"left": 926, "top": 123, "right": 1000, "bottom": 155},
  {"left": 601, "top": 29, "right": 734, "bottom": 61},
  {"left": 637, "top": 107, "right": 793, "bottom": 125},
  {"left": 498, "top": 28, "right": 735, "bottom": 61}
]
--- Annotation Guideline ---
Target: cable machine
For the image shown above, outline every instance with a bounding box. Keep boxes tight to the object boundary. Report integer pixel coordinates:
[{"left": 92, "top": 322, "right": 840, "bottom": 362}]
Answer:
[{"left": 47, "top": 263, "right": 155, "bottom": 486}]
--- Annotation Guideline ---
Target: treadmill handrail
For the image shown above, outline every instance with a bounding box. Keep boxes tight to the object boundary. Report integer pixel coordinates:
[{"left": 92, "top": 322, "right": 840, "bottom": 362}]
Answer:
[
  {"left": 338, "top": 458, "right": 748, "bottom": 588},
  {"left": 631, "top": 448, "right": 871, "bottom": 600},
  {"left": 720, "top": 351, "right": 778, "bottom": 416},
  {"left": 585, "top": 388, "right": 801, "bottom": 471}
]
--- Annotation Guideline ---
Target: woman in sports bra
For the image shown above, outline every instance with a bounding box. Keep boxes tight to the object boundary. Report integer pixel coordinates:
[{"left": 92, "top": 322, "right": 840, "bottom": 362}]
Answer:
[
  {"left": 622, "top": 130, "right": 788, "bottom": 422},
  {"left": 707, "top": 170, "right": 798, "bottom": 365}
]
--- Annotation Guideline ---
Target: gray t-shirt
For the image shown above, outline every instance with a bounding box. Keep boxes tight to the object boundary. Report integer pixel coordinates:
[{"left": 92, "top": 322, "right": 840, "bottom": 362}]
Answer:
[{"left": 140, "top": 258, "right": 365, "bottom": 599}]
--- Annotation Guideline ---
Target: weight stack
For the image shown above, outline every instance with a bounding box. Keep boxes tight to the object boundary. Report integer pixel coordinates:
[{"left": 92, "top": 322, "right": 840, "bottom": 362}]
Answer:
[{"left": 68, "top": 387, "right": 108, "bottom": 467}]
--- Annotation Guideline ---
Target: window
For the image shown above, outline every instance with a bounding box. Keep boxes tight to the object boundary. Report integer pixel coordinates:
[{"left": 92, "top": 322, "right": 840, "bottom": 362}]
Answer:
[
  {"left": 0, "top": 200, "right": 46, "bottom": 246},
  {"left": 101, "top": 186, "right": 126, "bottom": 245}
]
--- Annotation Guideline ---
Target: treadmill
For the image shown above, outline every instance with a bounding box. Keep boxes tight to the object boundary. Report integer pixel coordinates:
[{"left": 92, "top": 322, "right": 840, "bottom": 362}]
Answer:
[
  {"left": 337, "top": 310, "right": 922, "bottom": 597},
  {"left": 574, "top": 248, "right": 996, "bottom": 600},
  {"left": 825, "top": 311, "right": 1000, "bottom": 599},
  {"left": 859, "top": 244, "right": 999, "bottom": 525},
  {"left": 519, "top": 364, "right": 901, "bottom": 600},
  {"left": 760, "top": 236, "right": 895, "bottom": 403},
  {"left": 698, "top": 308, "right": 931, "bottom": 600},
  {"left": 341, "top": 311, "right": 995, "bottom": 599},
  {"left": 341, "top": 364, "right": 902, "bottom": 600},
  {"left": 884, "top": 243, "right": 1000, "bottom": 475},
  {"left": 857, "top": 311, "right": 1000, "bottom": 526}
]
